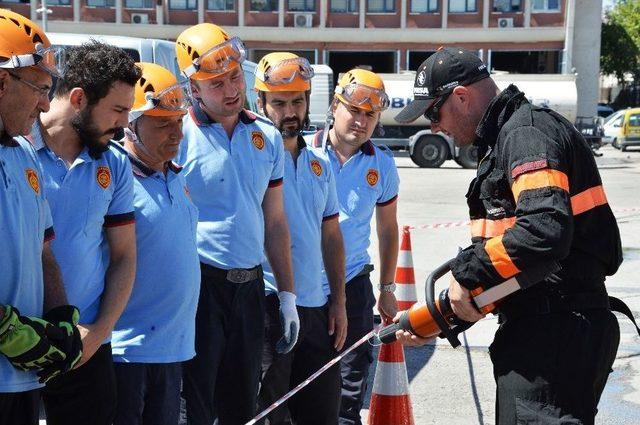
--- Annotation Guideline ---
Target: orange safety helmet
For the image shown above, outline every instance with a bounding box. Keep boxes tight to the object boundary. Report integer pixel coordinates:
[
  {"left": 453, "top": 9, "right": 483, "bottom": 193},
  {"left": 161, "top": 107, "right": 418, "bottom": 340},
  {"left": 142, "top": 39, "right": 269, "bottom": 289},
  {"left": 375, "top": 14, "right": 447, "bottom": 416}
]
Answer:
[
  {"left": 334, "top": 68, "right": 389, "bottom": 112},
  {"left": 129, "top": 62, "right": 188, "bottom": 122},
  {"left": 0, "top": 9, "right": 64, "bottom": 77},
  {"left": 175, "top": 23, "right": 245, "bottom": 81},
  {"left": 254, "top": 52, "right": 313, "bottom": 93}
]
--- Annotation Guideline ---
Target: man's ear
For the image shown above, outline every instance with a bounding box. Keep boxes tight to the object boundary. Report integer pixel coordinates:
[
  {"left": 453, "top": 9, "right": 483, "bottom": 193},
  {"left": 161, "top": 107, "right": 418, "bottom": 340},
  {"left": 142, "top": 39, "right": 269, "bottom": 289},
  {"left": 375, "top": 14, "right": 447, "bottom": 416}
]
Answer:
[
  {"left": 69, "top": 87, "right": 87, "bottom": 112},
  {"left": 452, "top": 85, "right": 470, "bottom": 111}
]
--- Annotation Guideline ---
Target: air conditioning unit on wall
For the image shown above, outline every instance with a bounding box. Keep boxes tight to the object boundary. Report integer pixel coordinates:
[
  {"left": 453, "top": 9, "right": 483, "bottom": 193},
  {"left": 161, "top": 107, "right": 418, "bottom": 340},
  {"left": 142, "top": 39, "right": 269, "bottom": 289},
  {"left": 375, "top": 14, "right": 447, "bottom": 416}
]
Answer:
[
  {"left": 498, "top": 18, "right": 514, "bottom": 28},
  {"left": 131, "top": 13, "right": 149, "bottom": 24},
  {"left": 294, "top": 13, "right": 313, "bottom": 28}
]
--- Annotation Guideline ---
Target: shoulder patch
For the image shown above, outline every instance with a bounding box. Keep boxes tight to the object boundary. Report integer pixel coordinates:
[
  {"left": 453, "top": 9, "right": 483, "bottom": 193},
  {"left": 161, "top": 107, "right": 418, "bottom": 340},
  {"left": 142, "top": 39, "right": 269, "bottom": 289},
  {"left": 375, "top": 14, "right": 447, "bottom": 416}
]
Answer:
[
  {"left": 97, "top": 166, "right": 112, "bottom": 189},
  {"left": 252, "top": 131, "right": 265, "bottom": 150},
  {"left": 310, "top": 159, "right": 323, "bottom": 177},
  {"left": 25, "top": 168, "right": 40, "bottom": 194},
  {"left": 366, "top": 168, "right": 379, "bottom": 187},
  {"left": 511, "top": 159, "right": 548, "bottom": 179}
]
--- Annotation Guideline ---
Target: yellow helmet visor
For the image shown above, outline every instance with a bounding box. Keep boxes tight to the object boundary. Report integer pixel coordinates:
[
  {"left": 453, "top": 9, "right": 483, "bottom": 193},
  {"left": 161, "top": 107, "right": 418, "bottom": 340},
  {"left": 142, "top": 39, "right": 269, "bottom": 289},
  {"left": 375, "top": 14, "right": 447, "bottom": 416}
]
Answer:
[
  {"left": 181, "top": 37, "right": 246, "bottom": 79},
  {"left": 335, "top": 83, "right": 390, "bottom": 112}
]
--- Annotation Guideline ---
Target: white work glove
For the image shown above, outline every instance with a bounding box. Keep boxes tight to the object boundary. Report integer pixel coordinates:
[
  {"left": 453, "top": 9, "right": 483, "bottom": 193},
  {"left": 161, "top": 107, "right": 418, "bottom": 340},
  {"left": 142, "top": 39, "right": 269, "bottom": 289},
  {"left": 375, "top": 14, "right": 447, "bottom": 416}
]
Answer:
[{"left": 276, "top": 291, "right": 300, "bottom": 354}]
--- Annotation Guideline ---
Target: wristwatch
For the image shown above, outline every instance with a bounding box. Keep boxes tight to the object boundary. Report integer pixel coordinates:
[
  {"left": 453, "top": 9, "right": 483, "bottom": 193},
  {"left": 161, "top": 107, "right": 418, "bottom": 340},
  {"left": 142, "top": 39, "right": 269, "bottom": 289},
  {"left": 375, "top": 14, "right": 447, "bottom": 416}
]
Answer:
[{"left": 378, "top": 282, "right": 396, "bottom": 293}]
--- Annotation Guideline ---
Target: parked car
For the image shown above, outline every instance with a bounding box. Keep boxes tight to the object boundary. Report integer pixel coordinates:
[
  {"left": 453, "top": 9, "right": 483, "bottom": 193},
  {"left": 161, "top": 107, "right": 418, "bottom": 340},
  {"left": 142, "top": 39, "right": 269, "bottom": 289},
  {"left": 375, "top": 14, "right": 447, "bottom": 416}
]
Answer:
[{"left": 602, "top": 107, "right": 640, "bottom": 151}]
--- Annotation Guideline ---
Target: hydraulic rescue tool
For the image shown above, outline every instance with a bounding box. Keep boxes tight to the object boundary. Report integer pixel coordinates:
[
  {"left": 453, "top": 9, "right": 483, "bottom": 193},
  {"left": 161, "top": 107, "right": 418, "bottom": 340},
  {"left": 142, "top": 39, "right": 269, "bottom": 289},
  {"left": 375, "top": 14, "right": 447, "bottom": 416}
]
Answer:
[{"left": 377, "top": 259, "right": 560, "bottom": 347}]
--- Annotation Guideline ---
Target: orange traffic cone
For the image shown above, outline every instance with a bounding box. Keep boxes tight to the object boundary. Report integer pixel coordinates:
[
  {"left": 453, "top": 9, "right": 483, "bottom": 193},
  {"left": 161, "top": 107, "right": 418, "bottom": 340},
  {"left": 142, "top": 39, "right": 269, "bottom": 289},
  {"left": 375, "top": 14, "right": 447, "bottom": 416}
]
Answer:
[
  {"left": 368, "top": 226, "right": 416, "bottom": 425},
  {"left": 395, "top": 226, "right": 418, "bottom": 311}
]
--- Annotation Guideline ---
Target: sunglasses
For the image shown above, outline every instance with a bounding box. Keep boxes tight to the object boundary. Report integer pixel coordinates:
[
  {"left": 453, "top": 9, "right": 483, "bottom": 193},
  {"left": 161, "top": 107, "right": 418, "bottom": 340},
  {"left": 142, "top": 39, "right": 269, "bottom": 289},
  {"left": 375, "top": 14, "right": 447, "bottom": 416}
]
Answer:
[{"left": 423, "top": 90, "right": 452, "bottom": 124}]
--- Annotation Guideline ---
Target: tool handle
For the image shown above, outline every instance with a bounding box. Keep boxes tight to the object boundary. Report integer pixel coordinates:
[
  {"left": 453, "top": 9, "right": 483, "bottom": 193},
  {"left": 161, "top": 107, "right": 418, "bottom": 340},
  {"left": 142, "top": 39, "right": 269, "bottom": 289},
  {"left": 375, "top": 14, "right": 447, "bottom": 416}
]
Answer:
[
  {"left": 377, "top": 322, "right": 401, "bottom": 344},
  {"left": 426, "top": 259, "right": 462, "bottom": 348}
]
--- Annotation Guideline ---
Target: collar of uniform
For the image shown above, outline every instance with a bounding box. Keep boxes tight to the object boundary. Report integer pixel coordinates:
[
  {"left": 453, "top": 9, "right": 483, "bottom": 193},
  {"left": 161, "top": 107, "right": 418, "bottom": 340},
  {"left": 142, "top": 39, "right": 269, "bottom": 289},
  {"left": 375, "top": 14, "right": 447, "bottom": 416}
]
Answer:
[
  {"left": 0, "top": 132, "right": 19, "bottom": 147},
  {"left": 189, "top": 101, "right": 257, "bottom": 127},
  {"left": 474, "top": 84, "right": 527, "bottom": 149},
  {"left": 297, "top": 135, "right": 307, "bottom": 150},
  {"left": 127, "top": 151, "right": 182, "bottom": 178},
  {"left": 313, "top": 129, "right": 374, "bottom": 156}
]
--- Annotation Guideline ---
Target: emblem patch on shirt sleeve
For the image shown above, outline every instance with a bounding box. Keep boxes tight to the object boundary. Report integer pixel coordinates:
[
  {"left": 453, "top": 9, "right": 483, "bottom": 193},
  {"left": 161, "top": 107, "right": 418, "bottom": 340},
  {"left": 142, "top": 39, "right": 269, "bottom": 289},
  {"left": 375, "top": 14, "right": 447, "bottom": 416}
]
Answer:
[
  {"left": 366, "top": 168, "right": 379, "bottom": 187},
  {"left": 97, "top": 166, "right": 111, "bottom": 189},
  {"left": 310, "top": 160, "right": 323, "bottom": 177},
  {"left": 251, "top": 131, "right": 265, "bottom": 150},
  {"left": 25, "top": 168, "right": 40, "bottom": 194}
]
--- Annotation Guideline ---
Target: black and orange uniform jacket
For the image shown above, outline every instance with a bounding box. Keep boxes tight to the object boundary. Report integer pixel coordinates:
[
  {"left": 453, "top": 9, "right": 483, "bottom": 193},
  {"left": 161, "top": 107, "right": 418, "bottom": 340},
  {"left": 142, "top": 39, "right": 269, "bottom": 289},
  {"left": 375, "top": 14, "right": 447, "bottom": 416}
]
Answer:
[{"left": 451, "top": 85, "right": 623, "bottom": 313}]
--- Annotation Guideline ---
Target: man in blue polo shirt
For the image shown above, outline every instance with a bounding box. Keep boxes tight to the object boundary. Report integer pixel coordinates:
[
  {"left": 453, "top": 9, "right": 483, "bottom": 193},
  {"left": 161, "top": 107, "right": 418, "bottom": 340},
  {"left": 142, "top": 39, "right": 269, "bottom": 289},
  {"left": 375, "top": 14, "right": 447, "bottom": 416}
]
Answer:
[
  {"left": 111, "top": 62, "right": 200, "bottom": 425},
  {"left": 254, "top": 52, "right": 347, "bottom": 424},
  {"left": 26, "top": 42, "right": 140, "bottom": 425},
  {"left": 0, "top": 11, "right": 82, "bottom": 425},
  {"left": 176, "top": 24, "right": 296, "bottom": 425},
  {"left": 311, "top": 69, "right": 400, "bottom": 425}
]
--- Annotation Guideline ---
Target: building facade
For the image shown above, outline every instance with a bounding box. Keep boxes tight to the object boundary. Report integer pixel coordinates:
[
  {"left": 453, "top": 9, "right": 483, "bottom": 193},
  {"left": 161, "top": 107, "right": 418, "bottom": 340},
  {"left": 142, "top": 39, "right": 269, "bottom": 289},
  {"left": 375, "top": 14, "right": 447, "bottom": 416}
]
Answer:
[{"left": 2, "top": 0, "right": 602, "bottom": 115}]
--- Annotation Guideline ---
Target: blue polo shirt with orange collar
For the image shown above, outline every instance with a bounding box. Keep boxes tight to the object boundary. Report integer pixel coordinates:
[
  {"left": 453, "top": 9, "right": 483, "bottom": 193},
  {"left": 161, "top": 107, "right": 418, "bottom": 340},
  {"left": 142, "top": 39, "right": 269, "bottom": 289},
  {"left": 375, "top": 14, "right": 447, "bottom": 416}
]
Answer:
[
  {"left": 263, "top": 137, "right": 339, "bottom": 307},
  {"left": 27, "top": 123, "right": 135, "bottom": 327},
  {"left": 177, "top": 103, "right": 285, "bottom": 270},
  {"left": 112, "top": 153, "right": 200, "bottom": 363},
  {"left": 0, "top": 133, "right": 54, "bottom": 392},
  {"left": 310, "top": 130, "right": 400, "bottom": 293}
]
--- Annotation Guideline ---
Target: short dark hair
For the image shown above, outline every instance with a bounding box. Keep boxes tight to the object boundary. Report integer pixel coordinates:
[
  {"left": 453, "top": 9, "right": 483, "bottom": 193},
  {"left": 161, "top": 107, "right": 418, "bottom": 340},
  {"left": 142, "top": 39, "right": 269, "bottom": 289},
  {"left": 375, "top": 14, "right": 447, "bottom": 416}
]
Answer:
[{"left": 55, "top": 41, "right": 141, "bottom": 105}]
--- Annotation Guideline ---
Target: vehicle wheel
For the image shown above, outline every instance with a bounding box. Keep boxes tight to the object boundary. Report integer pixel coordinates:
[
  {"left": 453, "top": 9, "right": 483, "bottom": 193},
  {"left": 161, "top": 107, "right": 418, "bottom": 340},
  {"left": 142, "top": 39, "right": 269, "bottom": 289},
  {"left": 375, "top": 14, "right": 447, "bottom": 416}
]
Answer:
[
  {"left": 621, "top": 144, "right": 627, "bottom": 152},
  {"left": 410, "top": 135, "right": 448, "bottom": 168},
  {"left": 456, "top": 145, "right": 479, "bottom": 169},
  {"left": 612, "top": 138, "right": 619, "bottom": 149}
]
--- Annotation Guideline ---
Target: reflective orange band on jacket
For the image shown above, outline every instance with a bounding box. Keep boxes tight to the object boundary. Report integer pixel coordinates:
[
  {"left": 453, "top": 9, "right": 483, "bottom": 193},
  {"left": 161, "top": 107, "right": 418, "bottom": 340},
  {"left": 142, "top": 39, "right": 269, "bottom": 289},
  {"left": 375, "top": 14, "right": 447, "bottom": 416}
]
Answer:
[
  {"left": 470, "top": 217, "right": 517, "bottom": 238},
  {"left": 485, "top": 235, "right": 521, "bottom": 279},
  {"left": 511, "top": 169, "right": 569, "bottom": 202},
  {"left": 571, "top": 185, "right": 607, "bottom": 216}
]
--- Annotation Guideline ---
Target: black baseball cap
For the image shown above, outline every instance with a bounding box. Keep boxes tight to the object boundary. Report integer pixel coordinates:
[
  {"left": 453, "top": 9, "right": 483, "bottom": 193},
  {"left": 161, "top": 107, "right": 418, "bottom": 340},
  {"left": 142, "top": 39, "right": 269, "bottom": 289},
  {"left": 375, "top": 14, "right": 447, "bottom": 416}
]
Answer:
[{"left": 394, "top": 47, "right": 490, "bottom": 123}]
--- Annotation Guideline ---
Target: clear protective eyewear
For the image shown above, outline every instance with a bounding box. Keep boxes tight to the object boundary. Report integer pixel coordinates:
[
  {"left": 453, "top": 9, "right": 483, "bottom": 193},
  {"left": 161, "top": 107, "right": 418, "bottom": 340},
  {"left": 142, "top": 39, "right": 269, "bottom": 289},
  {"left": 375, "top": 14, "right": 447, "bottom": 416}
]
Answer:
[
  {"left": 255, "top": 57, "right": 314, "bottom": 86},
  {"left": 0, "top": 43, "right": 66, "bottom": 78},
  {"left": 181, "top": 37, "right": 246, "bottom": 79},
  {"left": 129, "top": 82, "right": 190, "bottom": 122},
  {"left": 335, "top": 83, "right": 390, "bottom": 112}
]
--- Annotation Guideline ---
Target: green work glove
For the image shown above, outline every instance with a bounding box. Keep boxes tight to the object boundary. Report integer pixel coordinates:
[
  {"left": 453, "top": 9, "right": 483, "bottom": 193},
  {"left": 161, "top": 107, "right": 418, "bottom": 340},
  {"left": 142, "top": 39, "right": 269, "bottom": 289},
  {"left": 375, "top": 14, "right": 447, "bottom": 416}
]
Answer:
[
  {"left": 37, "top": 305, "right": 83, "bottom": 383},
  {"left": 0, "top": 305, "right": 67, "bottom": 377}
]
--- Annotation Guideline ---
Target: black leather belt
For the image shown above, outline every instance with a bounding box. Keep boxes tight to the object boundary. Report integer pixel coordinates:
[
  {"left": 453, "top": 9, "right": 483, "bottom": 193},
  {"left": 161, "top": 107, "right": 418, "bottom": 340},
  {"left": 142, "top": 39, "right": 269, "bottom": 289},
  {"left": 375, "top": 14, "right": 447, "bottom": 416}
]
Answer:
[{"left": 201, "top": 263, "right": 263, "bottom": 284}]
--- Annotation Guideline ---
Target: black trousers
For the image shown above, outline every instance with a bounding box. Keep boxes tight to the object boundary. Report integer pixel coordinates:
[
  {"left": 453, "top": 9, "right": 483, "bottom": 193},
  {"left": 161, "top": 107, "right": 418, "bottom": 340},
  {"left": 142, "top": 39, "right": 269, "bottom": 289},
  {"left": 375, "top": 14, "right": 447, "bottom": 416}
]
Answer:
[
  {"left": 491, "top": 309, "right": 620, "bottom": 425},
  {"left": 0, "top": 389, "right": 40, "bottom": 425},
  {"left": 258, "top": 294, "right": 341, "bottom": 425},
  {"left": 42, "top": 343, "right": 117, "bottom": 425},
  {"left": 182, "top": 264, "right": 265, "bottom": 425},
  {"left": 339, "top": 274, "right": 376, "bottom": 425},
  {"left": 114, "top": 362, "right": 182, "bottom": 425}
]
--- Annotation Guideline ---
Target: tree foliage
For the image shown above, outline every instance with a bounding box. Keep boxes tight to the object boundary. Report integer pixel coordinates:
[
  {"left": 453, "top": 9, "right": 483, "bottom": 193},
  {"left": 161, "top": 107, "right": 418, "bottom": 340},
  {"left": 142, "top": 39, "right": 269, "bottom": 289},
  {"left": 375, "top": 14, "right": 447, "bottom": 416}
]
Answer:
[{"left": 601, "top": 0, "right": 640, "bottom": 84}]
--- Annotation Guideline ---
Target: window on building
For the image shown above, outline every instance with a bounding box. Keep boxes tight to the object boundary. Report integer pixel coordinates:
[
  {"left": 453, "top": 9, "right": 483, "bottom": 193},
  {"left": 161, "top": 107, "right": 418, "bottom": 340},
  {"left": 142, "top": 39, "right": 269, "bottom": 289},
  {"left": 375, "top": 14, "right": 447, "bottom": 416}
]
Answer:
[
  {"left": 532, "top": 0, "right": 559, "bottom": 11},
  {"left": 125, "top": 0, "right": 153, "bottom": 8},
  {"left": 47, "top": 0, "right": 72, "bottom": 5},
  {"left": 169, "top": 0, "right": 196, "bottom": 9},
  {"left": 449, "top": 0, "right": 476, "bottom": 12},
  {"left": 492, "top": 0, "right": 520, "bottom": 12},
  {"left": 490, "top": 50, "right": 560, "bottom": 74},
  {"left": 331, "top": 0, "right": 357, "bottom": 12},
  {"left": 208, "top": 0, "right": 234, "bottom": 10},
  {"left": 411, "top": 0, "right": 437, "bottom": 13},
  {"left": 250, "top": 0, "right": 277, "bottom": 11},
  {"left": 288, "top": 0, "right": 315, "bottom": 11},
  {"left": 0, "top": 0, "right": 26, "bottom": 3},
  {"left": 87, "top": 0, "right": 115, "bottom": 6},
  {"left": 368, "top": 0, "right": 395, "bottom": 13}
]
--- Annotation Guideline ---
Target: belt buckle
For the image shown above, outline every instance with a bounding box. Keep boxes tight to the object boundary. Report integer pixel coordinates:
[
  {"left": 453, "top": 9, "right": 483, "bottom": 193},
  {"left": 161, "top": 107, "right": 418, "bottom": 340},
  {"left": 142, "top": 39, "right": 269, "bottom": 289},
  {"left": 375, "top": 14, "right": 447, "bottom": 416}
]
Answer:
[{"left": 227, "top": 269, "right": 251, "bottom": 284}]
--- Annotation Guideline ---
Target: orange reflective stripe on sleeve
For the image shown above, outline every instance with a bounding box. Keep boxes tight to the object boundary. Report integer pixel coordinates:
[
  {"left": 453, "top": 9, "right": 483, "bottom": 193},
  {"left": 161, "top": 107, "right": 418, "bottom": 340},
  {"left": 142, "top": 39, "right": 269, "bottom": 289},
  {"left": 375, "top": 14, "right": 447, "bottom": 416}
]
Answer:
[
  {"left": 571, "top": 185, "right": 607, "bottom": 215},
  {"left": 511, "top": 169, "right": 569, "bottom": 202},
  {"left": 470, "top": 217, "right": 516, "bottom": 238},
  {"left": 485, "top": 235, "right": 521, "bottom": 279}
]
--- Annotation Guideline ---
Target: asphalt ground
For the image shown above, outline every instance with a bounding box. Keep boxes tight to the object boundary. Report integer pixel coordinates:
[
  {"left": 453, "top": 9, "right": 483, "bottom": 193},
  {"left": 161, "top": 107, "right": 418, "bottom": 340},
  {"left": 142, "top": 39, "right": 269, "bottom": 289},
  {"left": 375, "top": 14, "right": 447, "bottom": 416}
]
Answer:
[{"left": 362, "top": 145, "right": 640, "bottom": 424}]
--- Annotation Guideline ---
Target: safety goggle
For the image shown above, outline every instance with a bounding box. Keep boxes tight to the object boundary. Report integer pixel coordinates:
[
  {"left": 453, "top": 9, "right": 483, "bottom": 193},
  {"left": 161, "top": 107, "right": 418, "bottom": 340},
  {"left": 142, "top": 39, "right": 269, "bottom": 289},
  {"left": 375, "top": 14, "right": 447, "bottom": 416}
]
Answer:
[
  {"left": 129, "top": 82, "right": 189, "bottom": 121},
  {"left": 181, "top": 37, "right": 246, "bottom": 79},
  {"left": 423, "top": 91, "right": 452, "bottom": 124},
  {"left": 255, "top": 57, "right": 314, "bottom": 86},
  {"left": 0, "top": 44, "right": 66, "bottom": 77},
  {"left": 335, "top": 83, "right": 390, "bottom": 112}
]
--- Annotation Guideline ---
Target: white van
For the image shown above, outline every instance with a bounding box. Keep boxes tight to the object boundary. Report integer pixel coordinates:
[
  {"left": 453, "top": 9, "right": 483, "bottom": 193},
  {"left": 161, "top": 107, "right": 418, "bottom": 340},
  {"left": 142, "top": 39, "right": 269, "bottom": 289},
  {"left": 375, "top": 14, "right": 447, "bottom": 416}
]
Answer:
[{"left": 48, "top": 33, "right": 259, "bottom": 112}]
